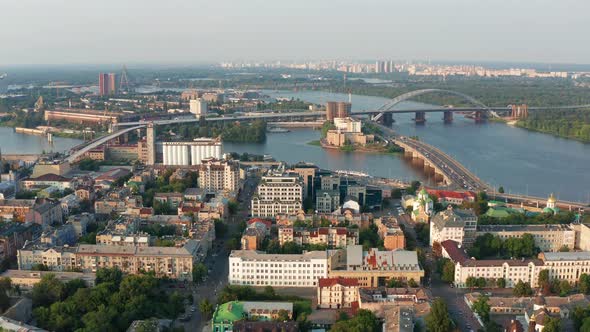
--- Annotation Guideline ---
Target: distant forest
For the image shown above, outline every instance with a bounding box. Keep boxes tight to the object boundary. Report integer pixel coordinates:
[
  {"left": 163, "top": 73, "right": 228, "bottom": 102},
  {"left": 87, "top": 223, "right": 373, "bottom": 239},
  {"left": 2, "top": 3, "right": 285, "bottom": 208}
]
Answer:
[{"left": 517, "top": 109, "right": 590, "bottom": 142}]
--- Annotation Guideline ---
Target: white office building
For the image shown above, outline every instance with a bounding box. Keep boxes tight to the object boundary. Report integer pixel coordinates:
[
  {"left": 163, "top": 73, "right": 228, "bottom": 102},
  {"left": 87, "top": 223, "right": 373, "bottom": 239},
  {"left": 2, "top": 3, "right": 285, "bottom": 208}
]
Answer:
[
  {"left": 250, "top": 175, "right": 303, "bottom": 217},
  {"left": 161, "top": 138, "right": 222, "bottom": 166},
  {"left": 189, "top": 99, "right": 208, "bottom": 118},
  {"left": 229, "top": 250, "right": 328, "bottom": 287}
]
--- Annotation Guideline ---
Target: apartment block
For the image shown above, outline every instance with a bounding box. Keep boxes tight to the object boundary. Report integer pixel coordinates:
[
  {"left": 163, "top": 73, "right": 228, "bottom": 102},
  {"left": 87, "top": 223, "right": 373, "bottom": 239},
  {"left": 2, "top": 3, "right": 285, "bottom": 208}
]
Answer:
[
  {"left": 198, "top": 158, "right": 240, "bottom": 192},
  {"left": 477, "top": 224, "right": 575, "bottom": 252},
  {"left": 278, "top": 227, "right": 358, "bottom": 248},
  {"left": 375, "top": 217, "right": 406, "bottom": 251},
  {"left": 429, "top": 206, "right": 477, "bottom": 246}
]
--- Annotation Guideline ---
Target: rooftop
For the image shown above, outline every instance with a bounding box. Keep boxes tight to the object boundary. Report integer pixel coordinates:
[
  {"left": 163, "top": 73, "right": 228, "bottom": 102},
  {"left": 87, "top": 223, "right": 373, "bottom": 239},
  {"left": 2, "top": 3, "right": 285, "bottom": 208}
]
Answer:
[
  {"left": 541, "top": 251, "right": 590, "bottom": 261},
  {"left": 477, "top": 224, "right": 573, "bottom": 232},
  {"left": 230, "top": 250, "right": 327, "bottom": 261}
]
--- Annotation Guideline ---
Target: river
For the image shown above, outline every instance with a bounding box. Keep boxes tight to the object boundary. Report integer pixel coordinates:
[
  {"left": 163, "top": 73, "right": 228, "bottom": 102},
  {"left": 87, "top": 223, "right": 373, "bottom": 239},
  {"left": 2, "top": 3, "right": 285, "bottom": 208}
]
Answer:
[
  {"left": 0, "top": 126, "right": 83, "bottom": 155},
  {"left": 225, "top": 90, "right": 590, "bottom": 203}
]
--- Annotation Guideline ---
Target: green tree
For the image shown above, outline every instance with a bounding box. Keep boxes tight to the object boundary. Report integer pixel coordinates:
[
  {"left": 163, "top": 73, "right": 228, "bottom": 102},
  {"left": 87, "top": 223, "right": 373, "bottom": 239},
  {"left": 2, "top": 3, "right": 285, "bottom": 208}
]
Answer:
[
  {"left": 31, "top": 274, "right": 65, "bottom": 307},
  {"left": 425, "top": 298, "right": 453, "bottom": 332},
  {"left": 496, "top": 278, "right": 506, "bottom": 288},
  {"left": 471, "top": 295, "right": 491, "bottom": 322},
  {"left": 192, "top": 263, "right": 208, "bottom": 283},
  {"left": 513, "top": 280, "right": 533, "bottom": 297},
  {"left": 466, "top": 277, "right": 478, "bottom": 288},
  {"left": 329, "top": 309, "right": 380, "bottom": 332},
  {"left": 580, "top": 274, "right": 590, "bottom": 295},
  {"left": 441, "top": 260, "right": 455, "bottom": 284},
  {"left": 559, "top": 280, "right": 571, "bottom": 297},
  {"left": 199, "top": 299, "right": 214, "bottom": 319},
  {"left": 543, "top": 316, "right": 561, "bottom": 332}
]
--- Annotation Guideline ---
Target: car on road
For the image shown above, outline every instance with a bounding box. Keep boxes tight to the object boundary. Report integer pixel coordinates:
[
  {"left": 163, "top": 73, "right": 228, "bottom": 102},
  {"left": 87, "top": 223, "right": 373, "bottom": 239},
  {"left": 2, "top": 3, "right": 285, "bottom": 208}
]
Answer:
[{"left": 190, "top": 306, "right": 196, "bottom": 312}]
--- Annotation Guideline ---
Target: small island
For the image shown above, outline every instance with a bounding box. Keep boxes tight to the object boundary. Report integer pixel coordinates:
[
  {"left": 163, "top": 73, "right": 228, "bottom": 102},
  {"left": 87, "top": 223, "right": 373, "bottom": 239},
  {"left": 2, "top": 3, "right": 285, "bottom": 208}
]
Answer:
[{"left": 312, "top": 117, "right": 403, "bottom": 154}]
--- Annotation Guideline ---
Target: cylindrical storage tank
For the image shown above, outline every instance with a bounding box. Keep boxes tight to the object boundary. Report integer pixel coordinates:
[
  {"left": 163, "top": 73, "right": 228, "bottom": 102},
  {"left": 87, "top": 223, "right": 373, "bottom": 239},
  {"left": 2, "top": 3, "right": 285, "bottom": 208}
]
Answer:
[
  {"left": 215, "top": 144, "right": 221, "bottom": 159},
  {"left": 163, "top": 145, "right": 168, "bottom": 165},
  {"left": 182, "top": 145, "right": 189, "bottom": 165}
]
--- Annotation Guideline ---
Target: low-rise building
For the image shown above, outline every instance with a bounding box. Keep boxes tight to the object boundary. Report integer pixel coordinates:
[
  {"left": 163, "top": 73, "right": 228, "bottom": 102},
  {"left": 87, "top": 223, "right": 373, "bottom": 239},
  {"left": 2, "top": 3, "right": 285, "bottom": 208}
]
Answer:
[
  {"left": 25, "top": 198, "right": 63, "bottom": 227},
  {"left": 328, "top": 245, "right": 425, "bottom": 287},
  {"left": 229, "top": 250, "right": 328, "bottom": 287},
  {"left": 426, "top": 189, "right": 476, "bottom": 205},
  {"left": 0, "top": 270, "right": 96, "bottom": 290},
  {"left": 212, "top": 301, "right": 294, "bottom": 332},
  {"left": 429, "top": 206, "right": 477, "bottom": 247},
  {"left": 0, "top": 199, "right": 34, "bottom": 222},
  {"left": 0, "top": 222, "right": 38, "bottom": 263},
  {"left": 317, "top": 277, "right": 359, "bottom": 309},
  {"left": 375, "top": 217, "right": 406, "bottom": 251},
  {"left": 476, "top": 224, "right": 576, "bottom": 252},
  {"left": 278, "top": 227, "right": 359, "bottom": 248}
]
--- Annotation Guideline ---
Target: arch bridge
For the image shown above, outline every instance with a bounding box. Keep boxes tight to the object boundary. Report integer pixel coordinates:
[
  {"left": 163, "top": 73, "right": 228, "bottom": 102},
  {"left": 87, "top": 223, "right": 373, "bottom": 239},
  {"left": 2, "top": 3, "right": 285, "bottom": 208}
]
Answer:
[{"left": 370, "top": 88, "right": 498, "bottom": 124}]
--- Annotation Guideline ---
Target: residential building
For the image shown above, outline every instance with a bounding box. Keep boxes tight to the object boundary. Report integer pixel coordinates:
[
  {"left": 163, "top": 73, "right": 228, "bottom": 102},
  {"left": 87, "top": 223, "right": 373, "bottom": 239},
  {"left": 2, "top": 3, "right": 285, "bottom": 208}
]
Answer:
[
  {"left": 0, "top": 223, "right": 37, "bottom": 263},
  {"left": 240, "top": 222, "right": 267, "bottom": 250},
  {"left": 333, "top": 117, "right": 362, "bottom": 133},
  {"left": 278, "top": 227, "right": 358, "bottom": 248},
  {"left": 153, "top": 192, "right": 183, "bottom": 208},
  {"left": 76, "top": 243, "right": 197, "bottom": 280},
  {"left": 0, "top": 270, "right": 96, "bottom": 290},
  {"left": 375, "top": 217, "right": 406, "bottom": 251},
  {"left": 228, "top": 250, "right": 328, "bottom": 287},
  {"left": 477, "top": 224, "right": 576, "bottom": 252},
  {"left": 320, "top": 175, "right": 340, "bottom": 191},
  {"left": 326, "top": 130, "right": 374, "bottom": 147},
  {"left": 250, "top": 175, "right": 303, "bottom": 217},
  {"left": 0, "top": 199, "right": 34, "bottom": 222},
  {"left": 212, "top": 301, "right": 293, "bottom": 332},
  {"left": 189, "top": 98, "right": 207, "bottom": 118},
  {"left": 232, "top": 321, "right": 298, "bottom": 332},
  {"left": 25, "top": 198, "right": 63, "bottom": 227},
  {"left": 21, "top": 173, "right": 72, "bottom": 191},
  {"left": 17, "top": 242, "right": 78, "bottom": 271},
  {"left": 538, "top": 252, "right": 590, "bottom": 284},
  {"left": 316, "top": 190, "right": 340, "bottom": 213},
  {"left": 328, "top": 245, "right": 425, "bottom": 287},
  {"left": 429, "top": 206, "right": 477, "bottom": 246},
  {"left": 198, "top": 158, "right": 240, "bottom": 192},
  {"left": 317, "top": 277, "right": 359, "bottom": 309}
]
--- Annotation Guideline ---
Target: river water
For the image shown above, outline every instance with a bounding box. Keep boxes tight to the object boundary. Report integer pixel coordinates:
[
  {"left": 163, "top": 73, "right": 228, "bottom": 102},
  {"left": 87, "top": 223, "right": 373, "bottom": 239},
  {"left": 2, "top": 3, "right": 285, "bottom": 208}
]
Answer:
[
  {"left": 0, "top": 126, "right": 83, "bottom": 155},
  {"left": 225, "top": 90, "right": 590, "bottom": 203},
  {"left": 0, "top": 90, "right": 588, "bottom": 202}
]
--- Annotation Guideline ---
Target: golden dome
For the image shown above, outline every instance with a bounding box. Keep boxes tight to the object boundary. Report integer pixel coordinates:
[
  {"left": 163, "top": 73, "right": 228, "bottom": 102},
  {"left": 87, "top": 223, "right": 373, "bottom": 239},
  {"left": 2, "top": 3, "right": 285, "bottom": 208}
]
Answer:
[{"left": 548, "top": 193, "right": 556, "bottom": 203}]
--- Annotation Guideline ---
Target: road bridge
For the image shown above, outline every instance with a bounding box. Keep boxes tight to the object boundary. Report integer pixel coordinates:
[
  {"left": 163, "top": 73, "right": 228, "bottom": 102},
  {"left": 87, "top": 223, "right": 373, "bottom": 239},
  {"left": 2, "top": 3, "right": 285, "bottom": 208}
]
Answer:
[{"left": 65, "top": 125, "right": 144, "bottom": 163}]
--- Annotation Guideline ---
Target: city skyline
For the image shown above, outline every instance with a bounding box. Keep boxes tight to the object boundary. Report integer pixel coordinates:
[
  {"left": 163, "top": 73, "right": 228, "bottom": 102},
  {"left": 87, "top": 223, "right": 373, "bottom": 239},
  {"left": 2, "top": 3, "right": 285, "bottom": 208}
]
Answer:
[{"left": 1, "top": 0, "right": 590, "bottom": 65}]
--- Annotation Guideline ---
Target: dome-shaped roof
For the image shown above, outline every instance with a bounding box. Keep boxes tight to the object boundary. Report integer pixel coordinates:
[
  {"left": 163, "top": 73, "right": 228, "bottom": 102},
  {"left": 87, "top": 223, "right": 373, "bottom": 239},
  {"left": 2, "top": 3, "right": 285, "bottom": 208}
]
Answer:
[
  {"left": 542, "top": 207, "right": 555, "bottom": 214},
  {"left": 548, "top": 193, "right": 556, "bottom": 203}
]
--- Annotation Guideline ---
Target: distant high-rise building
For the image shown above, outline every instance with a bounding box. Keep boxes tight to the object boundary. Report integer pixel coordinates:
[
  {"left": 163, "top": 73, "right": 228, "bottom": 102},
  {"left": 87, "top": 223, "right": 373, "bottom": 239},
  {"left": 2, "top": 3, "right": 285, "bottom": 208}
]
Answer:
[
  {"left": 98, "top": 73, "right": 109, "bottom": 96},
  {"left": 108, "top": 73, "right": 118, "bottom": 95},
  {"left": 146, "top": 123, "right": 156, "bottom": 165},
  {"left": 189, "top": 99, "right": 208, "bottom": 119},
  {"left": 336, "top": 102, "right": 351, "bottom": 118},
  {"left": 326, "top": 101, "right": 338, "bottom": 121},
  {"left": 98, "top": 73, "right": 118, "bottom": 96}
]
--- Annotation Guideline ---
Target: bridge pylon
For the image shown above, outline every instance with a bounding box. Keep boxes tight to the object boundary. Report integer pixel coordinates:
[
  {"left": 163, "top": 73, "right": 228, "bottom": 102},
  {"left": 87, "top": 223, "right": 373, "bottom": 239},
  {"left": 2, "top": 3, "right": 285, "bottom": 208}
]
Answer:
[
  {"left": 414, "top": 111, "right": 426, "bottom": 124},
  {"left": 443, "top": 111, "right": 453, "bottom": 123}
]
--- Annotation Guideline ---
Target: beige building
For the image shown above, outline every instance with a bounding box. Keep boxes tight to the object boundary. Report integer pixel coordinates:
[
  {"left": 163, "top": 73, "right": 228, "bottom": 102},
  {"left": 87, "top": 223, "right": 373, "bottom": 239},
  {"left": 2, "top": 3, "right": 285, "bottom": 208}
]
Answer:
[
  {"left": 250, "top": 175, "right": 302, "bottom": 217},
  {"left": 328, "top": 246, "right": 425, "bottom": 287},
  {"left": 538, "top": 252, "right": 590, "bottom": 284},
  {"left": 17, "top": 241, "right": 199, "bottom": 281},
  {"left": 316, "top": 190, "right": 340, "bottom": 213},
  {"left": 198, "top": 158, "right": 241, "bottom": 192},
  {"left": 0, "top": 270, "right": 96, "bottom": 290},
  {"left": 317, "top": 277, "right": 359, "bottom": 309},
  {"left": 375, "top": 217, "right": 406, "bottom": 251},
  {"left": 278, "top": 227, "right": 358, "bottom": 248},
  {"left": 429, "top": 206, "right": 477, "bottom": 246},
  {"left": 477, "top": 224, "right": 576, "bottom": 252},
  {"left": 326, "top": 130, "right": 374, "bottom": 147}
]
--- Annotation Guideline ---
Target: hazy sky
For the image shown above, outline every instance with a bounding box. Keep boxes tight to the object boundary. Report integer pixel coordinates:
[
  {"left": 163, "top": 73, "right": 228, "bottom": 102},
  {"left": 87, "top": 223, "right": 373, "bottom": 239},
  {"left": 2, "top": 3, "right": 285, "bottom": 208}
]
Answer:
[{"left": 1, "top": 0, "right": 589, "bottom": 65}]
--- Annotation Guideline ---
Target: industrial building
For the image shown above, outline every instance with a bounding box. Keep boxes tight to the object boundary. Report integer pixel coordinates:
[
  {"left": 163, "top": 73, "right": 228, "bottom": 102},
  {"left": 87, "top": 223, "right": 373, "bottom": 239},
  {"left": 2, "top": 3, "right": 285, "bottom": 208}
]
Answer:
[{"left": 161, "top": 138, "right": 222, "bottom": 166}]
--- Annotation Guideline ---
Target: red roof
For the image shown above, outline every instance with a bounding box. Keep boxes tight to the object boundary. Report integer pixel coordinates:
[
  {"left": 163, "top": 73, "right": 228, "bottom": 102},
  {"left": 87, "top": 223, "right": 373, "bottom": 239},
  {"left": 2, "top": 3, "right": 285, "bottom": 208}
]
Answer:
[
  {"left": 29, "top": 173, "right": 71, "bottom": 182},
  {"left": 139, "top": 207, "right": 153, "bottom": 215},
  {"left": 427, "top": 189, "right": 475, "bottom": 200},
  {"left": 318, "top": 277, "right": 359, "bottom": 288},
  {"left": 248, "top": 218, "right": 272, "bottom": 228},
  {"left": 440, "top": 240, "right": 470, "bottom": 264}
]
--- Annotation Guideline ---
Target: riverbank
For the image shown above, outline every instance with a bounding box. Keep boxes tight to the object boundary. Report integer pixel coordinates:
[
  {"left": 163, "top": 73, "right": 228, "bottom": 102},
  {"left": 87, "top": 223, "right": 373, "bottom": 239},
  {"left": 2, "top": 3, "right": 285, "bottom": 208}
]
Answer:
[
  {"left": 309, "top": 138, "right": 403, "bottom": 155},
  {"left": 514, "top": 122, "right": 590, "bottom": 143}
]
